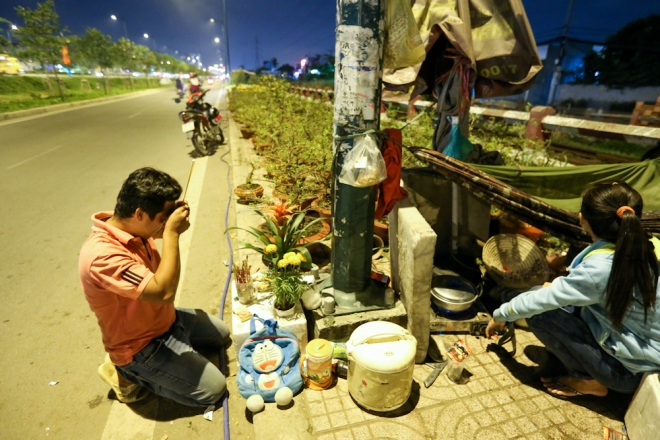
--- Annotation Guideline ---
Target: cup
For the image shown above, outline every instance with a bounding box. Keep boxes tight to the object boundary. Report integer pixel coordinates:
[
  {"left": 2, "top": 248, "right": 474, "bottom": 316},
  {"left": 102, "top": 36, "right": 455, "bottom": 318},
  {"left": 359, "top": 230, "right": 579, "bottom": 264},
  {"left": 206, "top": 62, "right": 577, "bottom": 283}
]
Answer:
[
  {"left": 322, "top": 297, "right": 335, "bottom": 315},
  {"left": 236, "top": 282, "right": 254, "bottom": 305}
]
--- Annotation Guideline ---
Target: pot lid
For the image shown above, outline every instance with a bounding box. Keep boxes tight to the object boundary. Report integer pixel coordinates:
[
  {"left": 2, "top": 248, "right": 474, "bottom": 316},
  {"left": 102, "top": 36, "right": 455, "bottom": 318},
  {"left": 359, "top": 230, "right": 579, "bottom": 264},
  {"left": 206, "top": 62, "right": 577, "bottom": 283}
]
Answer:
[{"left": 431, "top": 275, "right": 476, "bottom": 303}]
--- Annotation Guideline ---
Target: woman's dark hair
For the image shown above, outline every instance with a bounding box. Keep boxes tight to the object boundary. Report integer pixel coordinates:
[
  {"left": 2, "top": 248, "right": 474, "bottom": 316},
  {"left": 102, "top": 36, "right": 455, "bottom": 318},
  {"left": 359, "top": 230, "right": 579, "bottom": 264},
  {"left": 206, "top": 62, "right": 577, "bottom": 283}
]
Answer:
[
  {"left": 114, "top": 168, "right": 182, "bottom": 219},
  {"left": 581, "top": 180, "right": 658, "bottom": 327}
]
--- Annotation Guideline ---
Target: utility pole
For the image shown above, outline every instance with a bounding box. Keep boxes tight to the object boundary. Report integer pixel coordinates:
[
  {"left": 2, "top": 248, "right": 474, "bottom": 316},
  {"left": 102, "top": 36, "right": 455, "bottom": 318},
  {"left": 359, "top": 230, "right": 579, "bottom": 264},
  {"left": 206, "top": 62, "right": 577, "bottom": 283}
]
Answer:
[
  {"left": 330, "top": 0, "right": 386, "bottom": 311},
  {"left": 222, "top": 0, "right": 231, "bottom": 82},
  {"left": 547, "top": 0, "right": 575, "bottom": 105}
]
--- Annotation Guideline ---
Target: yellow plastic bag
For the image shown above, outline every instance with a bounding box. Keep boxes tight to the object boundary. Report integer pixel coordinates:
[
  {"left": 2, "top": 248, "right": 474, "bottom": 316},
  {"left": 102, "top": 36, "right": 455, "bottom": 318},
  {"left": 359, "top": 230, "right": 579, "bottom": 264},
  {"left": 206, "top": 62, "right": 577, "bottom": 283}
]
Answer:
[{"left": 383, "top": 0, "right": 426, "bottom": 70}]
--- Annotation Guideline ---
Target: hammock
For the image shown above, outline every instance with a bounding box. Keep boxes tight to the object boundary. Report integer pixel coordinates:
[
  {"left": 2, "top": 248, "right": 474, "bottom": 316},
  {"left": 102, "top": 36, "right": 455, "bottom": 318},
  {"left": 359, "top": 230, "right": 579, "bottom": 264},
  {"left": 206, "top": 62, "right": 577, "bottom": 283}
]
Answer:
[{"left": 410, "top": 147, "right": 660, "bottom": 246}]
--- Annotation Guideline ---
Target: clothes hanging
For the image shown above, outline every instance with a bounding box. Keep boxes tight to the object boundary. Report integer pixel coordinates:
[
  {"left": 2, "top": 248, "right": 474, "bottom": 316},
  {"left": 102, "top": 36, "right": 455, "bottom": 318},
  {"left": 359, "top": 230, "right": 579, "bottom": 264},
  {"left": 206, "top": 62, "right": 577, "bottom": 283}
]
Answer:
[{"left": 376, "top": 129, "right": 409, "bottom": 219}]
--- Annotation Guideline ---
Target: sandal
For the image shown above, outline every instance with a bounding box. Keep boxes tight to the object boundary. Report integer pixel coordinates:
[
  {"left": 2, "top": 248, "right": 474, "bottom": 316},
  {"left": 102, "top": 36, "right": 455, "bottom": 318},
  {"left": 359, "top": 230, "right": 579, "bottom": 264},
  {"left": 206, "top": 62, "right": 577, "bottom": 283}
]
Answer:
[
  {"left": 97, "top": 359, "right": 149, "bottom": 403},
  {"left": 543, "top": 380, "right": 584, "bottom": 399}
]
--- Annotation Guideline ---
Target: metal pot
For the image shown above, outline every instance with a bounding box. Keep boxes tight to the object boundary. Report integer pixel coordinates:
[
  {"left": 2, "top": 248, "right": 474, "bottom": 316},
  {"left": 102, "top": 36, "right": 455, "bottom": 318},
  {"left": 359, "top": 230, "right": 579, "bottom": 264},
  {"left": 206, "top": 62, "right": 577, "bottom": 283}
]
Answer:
[{"left": 431, "top": 275, "right": 482, "bottom": 312}]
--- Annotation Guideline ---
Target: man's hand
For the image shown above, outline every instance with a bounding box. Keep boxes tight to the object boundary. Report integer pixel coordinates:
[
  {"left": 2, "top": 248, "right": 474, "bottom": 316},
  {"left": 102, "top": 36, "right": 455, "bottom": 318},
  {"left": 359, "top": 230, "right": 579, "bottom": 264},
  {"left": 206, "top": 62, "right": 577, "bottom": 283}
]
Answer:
[
  {"left": 485, "top": 318, "right": 506, "bottom": 339},
  {"left": 164, "top": 202, "right": 190, "bottom": 235}
]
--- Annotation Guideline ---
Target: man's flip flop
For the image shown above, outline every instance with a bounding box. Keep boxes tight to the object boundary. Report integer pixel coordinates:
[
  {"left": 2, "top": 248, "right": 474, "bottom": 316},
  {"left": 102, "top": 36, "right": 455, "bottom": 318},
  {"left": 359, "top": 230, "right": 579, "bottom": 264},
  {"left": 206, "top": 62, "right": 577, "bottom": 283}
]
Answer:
[
  {"left": 543, "top": 380, "right": 584, "bottom": 399},
  {"left": 97, "top": 360, "right": 149, "bottom": 403}
]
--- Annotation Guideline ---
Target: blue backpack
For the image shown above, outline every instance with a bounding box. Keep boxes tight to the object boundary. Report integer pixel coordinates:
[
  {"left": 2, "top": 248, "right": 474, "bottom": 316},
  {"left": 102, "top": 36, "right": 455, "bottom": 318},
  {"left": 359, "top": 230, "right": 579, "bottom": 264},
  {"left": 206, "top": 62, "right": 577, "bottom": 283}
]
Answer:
[{"left": 237, "top": 314, "right": 303, "bottom": 402}]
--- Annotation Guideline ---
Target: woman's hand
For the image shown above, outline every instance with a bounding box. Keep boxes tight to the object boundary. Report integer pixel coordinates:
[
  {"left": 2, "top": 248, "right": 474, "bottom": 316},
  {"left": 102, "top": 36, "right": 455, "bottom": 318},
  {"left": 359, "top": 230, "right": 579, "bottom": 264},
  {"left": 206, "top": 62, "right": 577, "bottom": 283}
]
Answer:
[{"left": 485, "top": 318, "right": 506, "bottom": 339}]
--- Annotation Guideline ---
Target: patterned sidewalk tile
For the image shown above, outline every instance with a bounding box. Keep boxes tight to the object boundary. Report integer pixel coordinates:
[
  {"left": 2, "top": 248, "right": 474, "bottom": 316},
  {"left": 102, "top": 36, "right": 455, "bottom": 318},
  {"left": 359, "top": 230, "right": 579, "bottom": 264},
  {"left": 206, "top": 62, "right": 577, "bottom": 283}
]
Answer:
[{"left": 305, "top": 329, "right": 630, "bottom": 439}]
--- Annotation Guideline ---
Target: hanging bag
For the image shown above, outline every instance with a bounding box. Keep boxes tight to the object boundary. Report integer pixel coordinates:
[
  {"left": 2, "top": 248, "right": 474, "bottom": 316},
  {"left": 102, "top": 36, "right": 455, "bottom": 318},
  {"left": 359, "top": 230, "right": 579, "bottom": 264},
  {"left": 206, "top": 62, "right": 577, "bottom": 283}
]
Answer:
[
  {"left": 338, "top": 134, "right": 387, "bottom": 188},
  {"left": 383, "top": 0, "right": 426, "bottom": 70},
  {"left": 237, "top": 314, "right": 304, "bottom": 402}
]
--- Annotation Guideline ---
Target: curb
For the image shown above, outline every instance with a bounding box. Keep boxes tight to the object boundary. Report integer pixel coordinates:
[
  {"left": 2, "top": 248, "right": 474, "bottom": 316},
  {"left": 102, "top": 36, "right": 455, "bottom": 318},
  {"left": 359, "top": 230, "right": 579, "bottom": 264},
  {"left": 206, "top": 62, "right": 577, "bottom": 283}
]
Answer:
[{"left": 0, "top": 88, "right": 166, "bottom": 121}]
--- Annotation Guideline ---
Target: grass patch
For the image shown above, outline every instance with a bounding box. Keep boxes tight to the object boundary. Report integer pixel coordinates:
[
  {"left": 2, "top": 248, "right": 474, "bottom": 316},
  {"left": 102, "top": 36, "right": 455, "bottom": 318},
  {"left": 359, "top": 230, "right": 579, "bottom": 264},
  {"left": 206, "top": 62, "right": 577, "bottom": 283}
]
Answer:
[{"left": 0, "top": 75, "right": 170, "bottom": 113}]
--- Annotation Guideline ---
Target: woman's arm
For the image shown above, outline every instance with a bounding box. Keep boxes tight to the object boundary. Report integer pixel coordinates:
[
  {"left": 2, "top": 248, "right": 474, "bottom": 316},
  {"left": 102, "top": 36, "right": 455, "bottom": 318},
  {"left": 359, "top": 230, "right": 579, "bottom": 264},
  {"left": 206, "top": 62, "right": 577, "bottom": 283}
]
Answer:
[{"left": 493, "top": 258, "right": 609, "bottom": 323}]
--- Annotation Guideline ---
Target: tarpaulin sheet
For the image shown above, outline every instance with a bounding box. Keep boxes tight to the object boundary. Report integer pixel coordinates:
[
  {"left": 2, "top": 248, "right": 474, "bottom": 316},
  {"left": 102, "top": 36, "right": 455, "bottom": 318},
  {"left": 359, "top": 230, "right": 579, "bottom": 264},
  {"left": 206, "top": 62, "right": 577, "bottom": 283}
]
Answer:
[
  {"left": 383, "top": 0, "right": 542, "bottom": 98},
  {"left": 411, "top": 147, "right": 660, "bottom": 246}
]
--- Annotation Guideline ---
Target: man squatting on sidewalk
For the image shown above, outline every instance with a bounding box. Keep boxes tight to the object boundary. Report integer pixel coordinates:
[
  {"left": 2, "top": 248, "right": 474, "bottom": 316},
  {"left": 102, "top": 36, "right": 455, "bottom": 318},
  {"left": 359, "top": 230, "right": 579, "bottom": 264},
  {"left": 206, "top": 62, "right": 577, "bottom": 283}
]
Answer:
[{"left": 79, "top": 167, "right": 231, "bottom": 408}]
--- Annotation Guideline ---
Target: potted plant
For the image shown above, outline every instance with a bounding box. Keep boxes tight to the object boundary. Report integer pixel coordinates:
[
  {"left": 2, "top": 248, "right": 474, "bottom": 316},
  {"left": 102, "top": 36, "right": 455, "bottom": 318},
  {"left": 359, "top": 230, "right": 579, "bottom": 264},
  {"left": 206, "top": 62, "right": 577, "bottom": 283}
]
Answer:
[
  {"left": 234, "top": 162, "right": 264, "bottom": 204},
  {"left": 227, "top": 202, "right": 327, "bottom": 270},
  {"left": 269, "top": 253, "right": 311, "bottom": 317}
]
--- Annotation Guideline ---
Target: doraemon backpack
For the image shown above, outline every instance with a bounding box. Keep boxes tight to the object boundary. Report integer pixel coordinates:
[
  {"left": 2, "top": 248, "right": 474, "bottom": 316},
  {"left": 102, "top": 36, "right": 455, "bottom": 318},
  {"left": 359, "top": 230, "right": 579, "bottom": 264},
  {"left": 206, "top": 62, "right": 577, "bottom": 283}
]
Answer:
[{"left": 238, "top": 314, "right": 303, "bottom": 403}]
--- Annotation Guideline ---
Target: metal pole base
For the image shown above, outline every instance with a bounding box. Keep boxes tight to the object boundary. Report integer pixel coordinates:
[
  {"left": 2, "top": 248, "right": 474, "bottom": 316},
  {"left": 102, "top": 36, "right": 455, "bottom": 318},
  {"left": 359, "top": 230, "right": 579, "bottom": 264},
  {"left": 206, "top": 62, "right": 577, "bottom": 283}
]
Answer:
[{"left": 319, "top": 278, "right": 394, "bottom": 317}]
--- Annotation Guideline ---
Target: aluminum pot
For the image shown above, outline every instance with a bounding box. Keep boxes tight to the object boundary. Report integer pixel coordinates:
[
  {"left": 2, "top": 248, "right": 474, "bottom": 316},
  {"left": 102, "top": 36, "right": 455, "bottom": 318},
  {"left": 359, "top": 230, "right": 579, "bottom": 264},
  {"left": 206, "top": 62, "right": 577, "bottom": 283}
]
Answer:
[{"left": 431, "top": 275, "right": 482, "bottom": 312}]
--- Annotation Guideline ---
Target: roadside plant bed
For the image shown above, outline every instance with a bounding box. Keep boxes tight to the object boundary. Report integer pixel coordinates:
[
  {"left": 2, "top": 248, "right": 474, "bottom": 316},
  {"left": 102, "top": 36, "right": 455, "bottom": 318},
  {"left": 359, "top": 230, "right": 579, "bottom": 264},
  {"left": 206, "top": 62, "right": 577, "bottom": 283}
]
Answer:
[
  {"left": 228, "top": 77, "right": 333, "bottom": 203},
  {"left": 272, "top": 181, "right": 326, "bottom": 209}
]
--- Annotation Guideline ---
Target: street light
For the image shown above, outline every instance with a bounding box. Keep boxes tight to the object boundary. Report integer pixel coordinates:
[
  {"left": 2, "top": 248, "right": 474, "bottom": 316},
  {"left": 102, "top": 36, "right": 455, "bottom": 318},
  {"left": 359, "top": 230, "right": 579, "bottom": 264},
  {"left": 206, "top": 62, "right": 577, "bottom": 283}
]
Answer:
[
  {"left": 110, "top": 14, "right": 128, "bottom": 38},
  {"left": 214, "top": 37, "right": 220, "bottom": 43},
  {"left": 143, "top": 33, "right": 157, "bottom": 51},
  {"left": 210, "top": 18, "right": 215, "bottom": 23}
]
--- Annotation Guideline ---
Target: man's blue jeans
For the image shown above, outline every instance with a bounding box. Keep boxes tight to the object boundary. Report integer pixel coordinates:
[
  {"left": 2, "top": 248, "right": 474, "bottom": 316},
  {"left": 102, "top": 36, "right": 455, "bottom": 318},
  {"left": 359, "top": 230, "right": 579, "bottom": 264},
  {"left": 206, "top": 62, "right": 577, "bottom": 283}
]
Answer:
[
  {"left": 527, "top": 308, "right": 641, "bottom": 393},
  {"left": 116, "top": 308, "right": 231, "bottom": 407}
]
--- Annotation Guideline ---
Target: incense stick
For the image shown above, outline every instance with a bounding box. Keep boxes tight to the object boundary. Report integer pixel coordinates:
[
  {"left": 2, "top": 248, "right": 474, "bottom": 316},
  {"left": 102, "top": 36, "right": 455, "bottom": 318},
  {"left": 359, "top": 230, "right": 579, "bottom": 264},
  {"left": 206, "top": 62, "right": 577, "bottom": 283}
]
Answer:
[{"left": 182, "top": 159, "right": 195, "bottom": 201}]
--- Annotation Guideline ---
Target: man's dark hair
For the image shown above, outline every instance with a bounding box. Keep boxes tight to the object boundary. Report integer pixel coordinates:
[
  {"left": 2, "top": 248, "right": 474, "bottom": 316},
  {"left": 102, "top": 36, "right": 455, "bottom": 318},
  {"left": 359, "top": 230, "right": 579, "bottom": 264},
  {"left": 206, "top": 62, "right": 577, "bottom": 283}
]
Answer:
[{"left": 114, "top": 168, "right": 182, "bottom": 219}]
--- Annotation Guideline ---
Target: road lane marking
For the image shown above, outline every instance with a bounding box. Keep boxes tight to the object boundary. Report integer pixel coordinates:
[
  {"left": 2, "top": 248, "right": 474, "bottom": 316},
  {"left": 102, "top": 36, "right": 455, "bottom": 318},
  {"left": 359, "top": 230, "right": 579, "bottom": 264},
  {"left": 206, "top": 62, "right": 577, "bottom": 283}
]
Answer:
[
  {"left": 100, "top": 156, "right": 208, "bottom": 438},
  {"left": 6, "top": 145, "right": 63, "bottom": 170},
  {"left": 127, "top": 112, "right": 141, "bottom": 119}
]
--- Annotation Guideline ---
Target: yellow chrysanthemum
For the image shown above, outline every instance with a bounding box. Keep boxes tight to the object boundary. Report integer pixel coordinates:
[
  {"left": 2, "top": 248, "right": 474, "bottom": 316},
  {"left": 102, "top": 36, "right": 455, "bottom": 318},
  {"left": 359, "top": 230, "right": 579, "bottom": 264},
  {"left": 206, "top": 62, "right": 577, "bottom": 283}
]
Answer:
[
  {"left": 283, "top": 252, "right": 296, "bottom": 260},
  {"left": 277, "top": 259, "right": 289, "bottom": 269},
  {"left": 286, "top": 255, "right": 301, "bottom": 266},
  {"left": 264, "top": 244, "right": 278, "bottom": 255},
  {"left": 296, "top": 252, "right": 307, "bottom": 263}
]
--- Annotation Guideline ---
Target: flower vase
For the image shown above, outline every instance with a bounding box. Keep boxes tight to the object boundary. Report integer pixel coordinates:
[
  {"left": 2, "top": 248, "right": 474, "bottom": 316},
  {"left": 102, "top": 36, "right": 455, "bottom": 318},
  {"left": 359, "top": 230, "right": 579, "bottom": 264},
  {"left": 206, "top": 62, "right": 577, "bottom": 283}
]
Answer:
[{"left": 236, "top": 281, "right": 254, "bottom": 305}]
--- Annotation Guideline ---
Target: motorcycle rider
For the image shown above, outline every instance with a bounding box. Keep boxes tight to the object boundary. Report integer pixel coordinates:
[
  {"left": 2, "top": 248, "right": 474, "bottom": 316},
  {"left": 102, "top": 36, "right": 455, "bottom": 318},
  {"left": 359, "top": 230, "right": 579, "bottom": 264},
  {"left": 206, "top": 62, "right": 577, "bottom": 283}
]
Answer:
[
  {"left": 175, "top": 75, "right": 185, "bottom": 97},
  {"left": 189, "top": 73, "right": 201, "bottom": 94}
]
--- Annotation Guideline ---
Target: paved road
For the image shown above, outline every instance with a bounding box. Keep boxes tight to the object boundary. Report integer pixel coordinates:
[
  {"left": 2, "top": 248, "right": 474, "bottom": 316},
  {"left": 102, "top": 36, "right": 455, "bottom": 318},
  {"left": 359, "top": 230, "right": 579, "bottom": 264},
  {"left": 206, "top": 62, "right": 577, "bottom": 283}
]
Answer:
[{"left": 0, "top": 87, "right": 245, "bottom": 438}]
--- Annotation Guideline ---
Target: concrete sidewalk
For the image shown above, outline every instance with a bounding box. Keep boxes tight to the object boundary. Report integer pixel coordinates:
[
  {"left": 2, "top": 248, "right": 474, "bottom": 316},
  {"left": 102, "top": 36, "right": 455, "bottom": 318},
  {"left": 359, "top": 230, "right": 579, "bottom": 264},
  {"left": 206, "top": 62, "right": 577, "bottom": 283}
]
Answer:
[{"left": 225, "top": 115, "right": 631, "bottom": 440}]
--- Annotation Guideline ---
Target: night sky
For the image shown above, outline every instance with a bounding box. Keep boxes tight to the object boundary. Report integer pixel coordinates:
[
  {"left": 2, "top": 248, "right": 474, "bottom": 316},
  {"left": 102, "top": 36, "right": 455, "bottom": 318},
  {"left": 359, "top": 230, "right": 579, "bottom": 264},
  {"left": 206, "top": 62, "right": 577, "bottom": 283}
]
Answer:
[{"left": 1, "top": 0, "right": 659, "bottom": 72}]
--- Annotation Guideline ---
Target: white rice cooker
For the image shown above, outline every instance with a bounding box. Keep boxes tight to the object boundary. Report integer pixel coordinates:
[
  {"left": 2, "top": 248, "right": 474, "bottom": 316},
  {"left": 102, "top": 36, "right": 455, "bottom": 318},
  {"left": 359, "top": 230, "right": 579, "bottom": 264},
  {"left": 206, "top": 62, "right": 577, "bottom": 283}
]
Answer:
[{"left": 346, "top": 321, "right": 417, "bottom": 412}]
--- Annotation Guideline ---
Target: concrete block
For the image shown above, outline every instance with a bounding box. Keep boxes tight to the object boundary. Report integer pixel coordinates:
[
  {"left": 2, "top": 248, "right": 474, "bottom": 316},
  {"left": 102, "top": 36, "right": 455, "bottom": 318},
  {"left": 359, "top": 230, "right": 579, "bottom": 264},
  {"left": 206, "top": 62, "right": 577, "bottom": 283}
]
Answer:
[
  {"left": 311, "top": 300, "right": 407, "bottom": 342},
  {"left": 230, "top": 280, "right": 308, "bottom": 358},
  {"left": 625, "top": 373, "right": 660, "bottom": 440},
  {"left": 390, "top": 197, "right": 437, "bottom": 363}
]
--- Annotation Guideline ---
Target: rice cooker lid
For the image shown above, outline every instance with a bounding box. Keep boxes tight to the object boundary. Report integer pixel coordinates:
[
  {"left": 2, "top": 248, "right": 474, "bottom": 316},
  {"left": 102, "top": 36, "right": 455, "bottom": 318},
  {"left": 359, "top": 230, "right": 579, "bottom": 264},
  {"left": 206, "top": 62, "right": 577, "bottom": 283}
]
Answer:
[
  {"left": 431, "top": 275, "right": 476, "bottom": 303},
  {"left": 347, "top": 321, "right": 417, "bottom": 373}
]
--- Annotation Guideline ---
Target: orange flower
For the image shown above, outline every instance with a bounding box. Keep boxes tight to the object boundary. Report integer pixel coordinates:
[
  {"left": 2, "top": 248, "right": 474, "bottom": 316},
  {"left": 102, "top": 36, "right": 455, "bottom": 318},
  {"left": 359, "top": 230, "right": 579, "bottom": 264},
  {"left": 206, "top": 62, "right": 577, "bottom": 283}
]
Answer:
[{"left": 263, "top": 202, "right": 295, "bottom": 227}]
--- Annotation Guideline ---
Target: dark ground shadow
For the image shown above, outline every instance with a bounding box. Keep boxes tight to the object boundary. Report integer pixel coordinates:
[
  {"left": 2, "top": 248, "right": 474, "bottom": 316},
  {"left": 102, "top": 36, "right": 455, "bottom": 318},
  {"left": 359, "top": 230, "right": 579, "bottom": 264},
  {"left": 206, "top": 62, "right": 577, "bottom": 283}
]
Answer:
[
  {"left": 351, "top": 380, "right": 421, "bottom": 418},
  {"left": 487, "top": 342, "right": 633, "bottom": 421}
]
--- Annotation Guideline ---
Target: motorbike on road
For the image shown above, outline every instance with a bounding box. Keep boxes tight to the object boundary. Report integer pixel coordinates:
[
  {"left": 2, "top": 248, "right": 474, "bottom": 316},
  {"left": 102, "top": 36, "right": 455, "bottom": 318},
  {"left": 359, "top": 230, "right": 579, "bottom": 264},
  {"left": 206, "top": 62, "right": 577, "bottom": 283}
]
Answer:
[{"left": 177, "top": 89, "right": 224, "bottom": 156}]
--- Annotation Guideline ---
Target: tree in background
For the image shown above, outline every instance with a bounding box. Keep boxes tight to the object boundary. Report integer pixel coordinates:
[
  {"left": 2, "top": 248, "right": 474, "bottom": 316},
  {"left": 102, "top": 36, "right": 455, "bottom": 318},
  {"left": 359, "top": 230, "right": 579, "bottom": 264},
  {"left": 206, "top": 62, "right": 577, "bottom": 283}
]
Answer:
[
  {"left": 73, "top": 28, "right": 114, "bottom": 74},
  {"left": 134, "top": 44, "right": 157, "bottom": 84},
  {"left": 112, "top": 38, "right": 138, "bottom": 71},
  {"left": 579, "top": 14, "right": 660, "bottom": 88},
  {"left": 14, "top": 0, "right": 67, "bottom": 99},
  {"left": 0, "top": 18, "right": 13, "bottom": 53},
  {"left": 278, "top": 63, "right": 294, "bottom": 78}
]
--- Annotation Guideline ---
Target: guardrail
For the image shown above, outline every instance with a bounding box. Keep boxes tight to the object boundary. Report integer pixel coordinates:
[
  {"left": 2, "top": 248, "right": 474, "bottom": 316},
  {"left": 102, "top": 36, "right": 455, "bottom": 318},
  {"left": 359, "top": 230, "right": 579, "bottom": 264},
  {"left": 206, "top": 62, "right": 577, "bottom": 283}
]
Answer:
[{"left": 291, "top": 85, "right": 660, "bottom": 149}]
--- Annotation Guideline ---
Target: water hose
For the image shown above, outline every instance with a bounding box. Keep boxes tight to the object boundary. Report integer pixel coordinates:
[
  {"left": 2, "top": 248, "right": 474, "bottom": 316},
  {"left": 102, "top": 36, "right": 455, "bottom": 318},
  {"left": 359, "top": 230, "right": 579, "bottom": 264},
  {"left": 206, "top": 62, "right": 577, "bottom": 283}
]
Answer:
[{"left": 218, "top": 97, "right": 234, "bottom": 439}]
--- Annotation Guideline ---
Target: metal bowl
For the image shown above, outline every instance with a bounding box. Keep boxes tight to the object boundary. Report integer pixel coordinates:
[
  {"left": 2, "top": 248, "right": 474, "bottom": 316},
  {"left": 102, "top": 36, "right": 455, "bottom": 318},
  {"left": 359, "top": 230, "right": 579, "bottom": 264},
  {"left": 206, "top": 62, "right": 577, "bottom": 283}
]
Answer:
[{"left": 431, "top": 275, "right": 482, "bottom": 312}]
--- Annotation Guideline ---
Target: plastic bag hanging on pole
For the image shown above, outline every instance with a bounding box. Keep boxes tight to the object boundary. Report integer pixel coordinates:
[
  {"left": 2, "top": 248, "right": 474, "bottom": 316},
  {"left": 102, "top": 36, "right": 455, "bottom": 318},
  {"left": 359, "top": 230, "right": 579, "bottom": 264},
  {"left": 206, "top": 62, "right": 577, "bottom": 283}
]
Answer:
[
  {"left": 338, "top": 134, "right": 387, "bottom": 188},
  {"left": 383, "top": 0, "right": 426, "bottom": 70}
]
